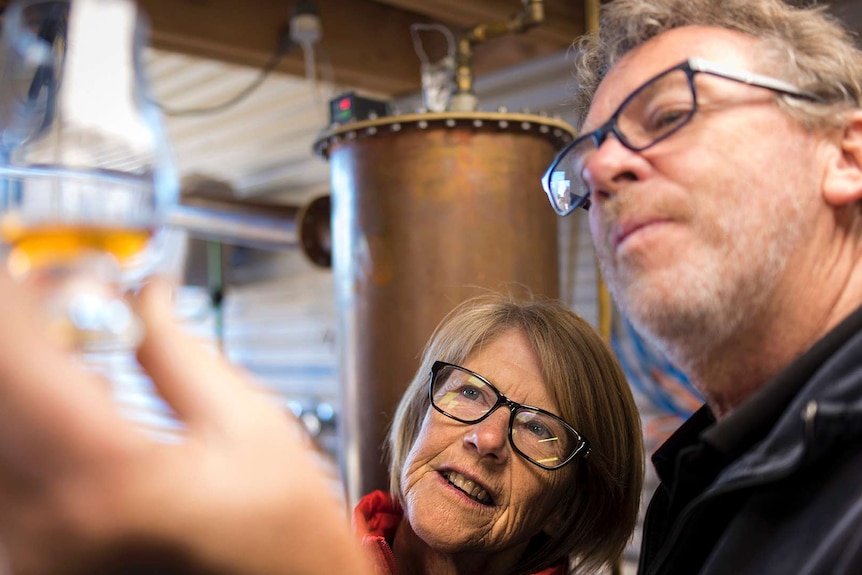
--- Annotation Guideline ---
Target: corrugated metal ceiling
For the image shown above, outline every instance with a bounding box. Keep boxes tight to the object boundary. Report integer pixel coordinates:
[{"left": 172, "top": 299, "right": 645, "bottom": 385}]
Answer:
[
  {"left": 145, "top": 43, "right": 583, "bottom": 208},
  {"left": 146, "top": 46, "right": 338, "bottom": 205}
]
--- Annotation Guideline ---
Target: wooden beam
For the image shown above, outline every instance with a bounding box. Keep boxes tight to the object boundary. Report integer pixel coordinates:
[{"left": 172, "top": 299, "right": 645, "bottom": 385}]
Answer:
[
  {"left": 369, "top": 0, "right": 583, "bottom": 46},
  {"left": 137, "top": 0, "right": 445, "bottom": 96},
  {"left": 369, "top": 0, "right": 582, "bottom": 80},
  {"left": 0, "top": 0, "right": 584, "bottom": 97}
]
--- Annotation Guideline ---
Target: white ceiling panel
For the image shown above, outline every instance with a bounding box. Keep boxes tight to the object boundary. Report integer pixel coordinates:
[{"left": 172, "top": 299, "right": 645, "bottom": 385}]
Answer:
[{"left": 145, "top": 47, "right": 338, "bottom": 205}]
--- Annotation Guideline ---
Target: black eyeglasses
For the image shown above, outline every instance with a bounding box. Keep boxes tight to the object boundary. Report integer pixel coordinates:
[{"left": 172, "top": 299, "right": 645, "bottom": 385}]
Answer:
[
  {"left": 541, "top": 57, "right": 824, "bottom": 216},
  {"left": 429, "top": 360, "right": 590, "bottom": 470}
]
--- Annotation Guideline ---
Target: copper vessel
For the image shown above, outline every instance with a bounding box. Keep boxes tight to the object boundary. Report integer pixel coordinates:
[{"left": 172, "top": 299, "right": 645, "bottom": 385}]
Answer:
[{"left": 315, "top": 111, "right": 575, "bottom": 503}]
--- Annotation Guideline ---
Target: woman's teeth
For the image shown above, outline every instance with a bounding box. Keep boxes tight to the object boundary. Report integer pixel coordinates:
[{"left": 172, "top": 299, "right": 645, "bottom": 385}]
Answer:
[{"left": 442, "top": 471, "right": 493, "bottom": 505}]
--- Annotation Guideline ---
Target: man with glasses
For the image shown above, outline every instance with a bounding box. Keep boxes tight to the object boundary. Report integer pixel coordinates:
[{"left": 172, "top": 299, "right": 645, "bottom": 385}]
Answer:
[
  {"left": 0, "top": 0, "right": 861, "bottom": 574},
  {"left": 542, "top": 0, "right": 862, "bottom": 573}
]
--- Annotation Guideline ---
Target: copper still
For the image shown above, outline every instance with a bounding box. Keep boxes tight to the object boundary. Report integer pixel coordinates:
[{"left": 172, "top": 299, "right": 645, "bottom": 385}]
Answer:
[{"left": 314, "top": 111, "right": 575, "bottom": 503}]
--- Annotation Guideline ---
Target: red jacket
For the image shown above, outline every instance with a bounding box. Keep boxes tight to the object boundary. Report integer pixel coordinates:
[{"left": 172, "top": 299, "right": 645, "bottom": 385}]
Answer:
[{"left": 353, "top": 490, "right": 568, "bottom": 575}]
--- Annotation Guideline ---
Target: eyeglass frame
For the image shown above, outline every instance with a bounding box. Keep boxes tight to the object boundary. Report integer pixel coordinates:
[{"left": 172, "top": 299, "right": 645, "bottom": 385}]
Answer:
[
  {"left": 428, "top": 360, "right": 591, "bottom": 470},
  {"left": 541, "top": 56, "right": 825, "bottom": 216}
]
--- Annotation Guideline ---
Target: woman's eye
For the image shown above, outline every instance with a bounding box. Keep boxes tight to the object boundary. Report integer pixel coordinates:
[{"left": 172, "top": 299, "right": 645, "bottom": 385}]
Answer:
[
  {"left": 529, "top": 423, "right": 549, "bottom": 438},
  {"left": 460, "top": 386, "right": 482, "bottom": 401}
]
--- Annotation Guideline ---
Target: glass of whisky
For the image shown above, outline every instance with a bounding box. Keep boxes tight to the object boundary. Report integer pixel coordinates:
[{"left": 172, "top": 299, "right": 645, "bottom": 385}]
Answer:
[{"left": 0, "top": 0, "right": 177, "bottom": 351}]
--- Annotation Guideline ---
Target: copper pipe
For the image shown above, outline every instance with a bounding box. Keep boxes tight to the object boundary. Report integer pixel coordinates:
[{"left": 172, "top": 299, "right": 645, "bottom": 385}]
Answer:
[
  {"left": 451, "top": 0, "right": 545, "bottom": 111},
  {"left": 581, "top": 0, "right": 612, "bottom": 342},
  {"left": 585, "top": 0, "right": 600, "bottom": 37}
]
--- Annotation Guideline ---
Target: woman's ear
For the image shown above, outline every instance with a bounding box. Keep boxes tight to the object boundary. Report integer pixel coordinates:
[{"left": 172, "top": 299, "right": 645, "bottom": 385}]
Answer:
[{"left": 823, "top": 110, "right": 862, "bottom": 207}]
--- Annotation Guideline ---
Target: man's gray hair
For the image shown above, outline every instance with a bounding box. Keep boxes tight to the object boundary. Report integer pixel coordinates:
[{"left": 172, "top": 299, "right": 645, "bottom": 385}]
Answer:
[{"left": 572, "top": 0, "right": 862, "bottom": 130}]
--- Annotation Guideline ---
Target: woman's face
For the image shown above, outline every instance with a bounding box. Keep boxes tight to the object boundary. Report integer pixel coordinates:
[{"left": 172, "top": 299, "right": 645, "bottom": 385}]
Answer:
[{"left": 400, "top": 328, "right": 570, "bottom": 555}]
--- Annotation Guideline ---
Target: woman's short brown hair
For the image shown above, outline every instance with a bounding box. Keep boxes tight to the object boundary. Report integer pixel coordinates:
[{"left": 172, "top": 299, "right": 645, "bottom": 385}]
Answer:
[{"left": 387, "top": 294, "right": 644, "bottom": 574}]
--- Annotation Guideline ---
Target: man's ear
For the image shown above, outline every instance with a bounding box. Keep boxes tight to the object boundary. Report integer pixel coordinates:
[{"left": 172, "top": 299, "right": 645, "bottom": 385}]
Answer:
[{"left": 823, "top": 110, "right": 862, "bottom": 207}]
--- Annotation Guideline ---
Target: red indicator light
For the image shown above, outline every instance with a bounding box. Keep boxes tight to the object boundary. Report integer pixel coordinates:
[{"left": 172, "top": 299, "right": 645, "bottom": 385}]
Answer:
[{"left": 339, "top": 98, "right": 351, "bottom": 111}]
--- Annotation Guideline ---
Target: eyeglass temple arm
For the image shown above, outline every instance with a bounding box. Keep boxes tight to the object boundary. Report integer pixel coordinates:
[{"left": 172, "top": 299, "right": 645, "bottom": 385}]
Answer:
[{"left": 688, "top": 57, "right": 823, "bottom": 102}]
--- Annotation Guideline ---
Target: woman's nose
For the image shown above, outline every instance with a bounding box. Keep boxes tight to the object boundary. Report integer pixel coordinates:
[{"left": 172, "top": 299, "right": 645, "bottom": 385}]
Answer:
[{"left": 463, "top": 409, "right": 510, "bottom": 463}]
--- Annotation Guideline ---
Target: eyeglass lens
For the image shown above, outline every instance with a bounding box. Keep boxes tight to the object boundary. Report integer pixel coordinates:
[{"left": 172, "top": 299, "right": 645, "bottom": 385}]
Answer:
[
  {"left": 431, "top": 364, "right": 580, "bottom": 468},
  {"left": 548, "top": 66, "right": 696, "bottom": 214}
]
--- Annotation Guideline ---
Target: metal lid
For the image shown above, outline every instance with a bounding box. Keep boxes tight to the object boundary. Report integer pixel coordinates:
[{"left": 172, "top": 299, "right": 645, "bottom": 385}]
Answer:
[{"left": 313, "top": 110, "right": 576, "bottom": 159}]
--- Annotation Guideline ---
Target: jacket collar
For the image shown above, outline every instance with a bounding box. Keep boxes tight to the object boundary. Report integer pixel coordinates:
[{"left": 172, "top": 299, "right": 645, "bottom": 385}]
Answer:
[
  {"left": 710, "top": 303, "right": 862, "bottom": 488},
  {"left": 652, "top": 303, "right": 862, "bottom": 490}
]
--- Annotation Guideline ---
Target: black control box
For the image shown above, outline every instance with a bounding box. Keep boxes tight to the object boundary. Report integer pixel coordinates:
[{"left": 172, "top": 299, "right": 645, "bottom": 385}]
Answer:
[{"left": 329, "top": 92, "right": 391, "bottom": 125}]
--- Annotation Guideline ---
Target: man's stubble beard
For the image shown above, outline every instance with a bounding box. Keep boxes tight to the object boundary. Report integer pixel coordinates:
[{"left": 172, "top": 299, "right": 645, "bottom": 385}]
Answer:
[{"left": 596, "top": 192, "right": 808, "bottom": 375}]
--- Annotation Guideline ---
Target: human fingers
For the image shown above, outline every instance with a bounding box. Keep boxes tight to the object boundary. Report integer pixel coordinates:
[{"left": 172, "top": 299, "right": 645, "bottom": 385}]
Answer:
[
  {"left": 134, "top": 277, "right": 261, "bottom": 432},
  {"left": 0, "top": 271, "right": 130, "bottom": 476}
]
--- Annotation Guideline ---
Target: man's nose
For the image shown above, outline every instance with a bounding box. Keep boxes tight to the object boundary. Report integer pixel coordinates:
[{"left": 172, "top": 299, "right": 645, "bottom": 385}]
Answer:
[{"left": 581, "top": 134, "right": 645, "bottom": 205}]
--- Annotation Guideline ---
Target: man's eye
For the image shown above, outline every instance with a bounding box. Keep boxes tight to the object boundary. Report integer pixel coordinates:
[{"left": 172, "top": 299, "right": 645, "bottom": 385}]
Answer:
[{"left": 646, "top": 107, "right": 691, "bottom": 133}]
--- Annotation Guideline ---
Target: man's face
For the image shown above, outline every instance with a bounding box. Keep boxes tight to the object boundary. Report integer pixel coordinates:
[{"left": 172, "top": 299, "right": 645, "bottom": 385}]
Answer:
[{"left": 583, "top": 26, "right": 827, "bottom": 361}]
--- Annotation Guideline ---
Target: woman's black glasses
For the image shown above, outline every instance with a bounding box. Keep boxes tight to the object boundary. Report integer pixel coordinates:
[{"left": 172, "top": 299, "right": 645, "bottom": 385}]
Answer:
[{"left": 429, "top": 361, "right": 590, "bottom": 470}]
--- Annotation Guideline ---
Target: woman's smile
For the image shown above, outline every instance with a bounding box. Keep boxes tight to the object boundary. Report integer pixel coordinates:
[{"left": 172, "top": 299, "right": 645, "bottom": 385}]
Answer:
[{"left": 438, "top": 468, "right": 495, "bottom": 506}]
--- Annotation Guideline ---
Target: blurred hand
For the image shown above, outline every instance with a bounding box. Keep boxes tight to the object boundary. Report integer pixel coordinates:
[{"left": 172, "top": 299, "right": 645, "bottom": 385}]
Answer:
[{"left": 0, "top": 272, "right": 370, "bottom": 575}]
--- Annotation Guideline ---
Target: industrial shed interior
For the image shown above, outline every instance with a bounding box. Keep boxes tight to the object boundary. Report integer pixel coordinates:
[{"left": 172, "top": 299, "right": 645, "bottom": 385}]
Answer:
[{"left": 2, "top": 0, "right": 861, "bottom": 573}]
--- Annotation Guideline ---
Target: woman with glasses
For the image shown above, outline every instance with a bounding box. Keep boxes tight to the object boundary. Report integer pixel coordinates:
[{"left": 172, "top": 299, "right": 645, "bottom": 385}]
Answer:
[{"left": 354, "top": 294, "right": 644, "bottom": 575}]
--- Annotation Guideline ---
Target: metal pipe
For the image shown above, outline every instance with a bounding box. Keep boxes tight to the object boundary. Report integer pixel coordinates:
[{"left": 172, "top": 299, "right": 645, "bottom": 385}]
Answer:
[
  {"left": 450, "top": 0, "right": 545, "bottom": 111},
  {"left": 581, "top": 0, "right": 612, "bottom": 342},
  {"left": 585, "top": 0, "right": 600, "bottom": 37},
  {"left": 166, "top": 195, "right": 332, "bottom": 267},
  {"left": 583, "top": 4, "right": 618, "bottom": 572},
  {"left": 167, "top": 203, "right": 299, "bottom": 251}
]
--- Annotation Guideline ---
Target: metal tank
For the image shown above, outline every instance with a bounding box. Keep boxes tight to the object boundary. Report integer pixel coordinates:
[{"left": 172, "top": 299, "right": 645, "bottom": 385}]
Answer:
[{"left": 314, "top": 110, "right": 575, "bottom": 503}]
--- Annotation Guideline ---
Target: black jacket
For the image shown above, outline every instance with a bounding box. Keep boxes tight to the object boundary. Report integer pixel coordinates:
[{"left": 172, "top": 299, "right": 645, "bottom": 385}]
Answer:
[{"left": 639, "top": 305, "right": 862, "bottom": 575}]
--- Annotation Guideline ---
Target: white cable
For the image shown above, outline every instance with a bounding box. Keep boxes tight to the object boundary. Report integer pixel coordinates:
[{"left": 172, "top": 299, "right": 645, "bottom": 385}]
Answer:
[
  {"left": 300, "top": 41, "right": 327, "bottom": 122},
  {"left": 409, "top": 23, "right": 457, "bottom": 112},
  {"left": 409, "top": 23, "right": 456, "bottom": 66},
  {"left": 290, "top": 12, "right": 327, "bottom": 123}
]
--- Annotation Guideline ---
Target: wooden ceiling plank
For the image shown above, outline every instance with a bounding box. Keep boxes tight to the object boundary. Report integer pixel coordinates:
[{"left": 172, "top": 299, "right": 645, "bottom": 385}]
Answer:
[
  {"left": 138, "top": 0, "right": 440, "bottom": 95},
  {"left": 0, "top": 0, "right": 584, "bottom": 96},
  {"left": 369, "top": 0, "right": 583, "bottom": 46}
]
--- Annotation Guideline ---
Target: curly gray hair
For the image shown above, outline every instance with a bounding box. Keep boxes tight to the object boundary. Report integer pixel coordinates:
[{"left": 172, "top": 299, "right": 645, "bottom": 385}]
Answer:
[{"left": 572, "top": 0, "right": 862, "bottom": 131}]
